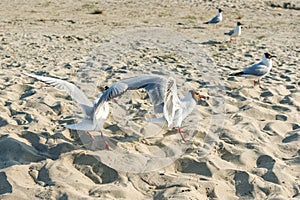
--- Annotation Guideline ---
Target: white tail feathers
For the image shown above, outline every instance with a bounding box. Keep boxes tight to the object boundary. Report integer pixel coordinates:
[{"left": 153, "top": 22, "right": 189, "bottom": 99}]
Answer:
[
  {"left": 65, "top": 119, "right": 95, "bottom": 131},
  {"left": 145, "top": 117, "right": 165, "bottom": 124}
]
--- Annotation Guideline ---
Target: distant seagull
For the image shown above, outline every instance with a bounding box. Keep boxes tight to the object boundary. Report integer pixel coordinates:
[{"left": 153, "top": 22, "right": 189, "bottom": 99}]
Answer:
[
  {"left": 24, "top": 73, "right": 111, "bottom": 149},
  {"left": 230, "top": 53, "right": 277, "bottom": 89},
  {"left": 94, "top": 75, "right": 207, "bottom": 142},
  {"left": 204, "top": 8, "right": 223, "bottom": 27},
  {"left": 224, "top": 22, "right": 243, "bottom": 42}
]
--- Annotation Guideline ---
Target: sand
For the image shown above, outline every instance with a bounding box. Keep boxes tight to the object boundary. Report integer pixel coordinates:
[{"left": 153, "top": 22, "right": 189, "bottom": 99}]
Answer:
[{"left": 0, "top": 0, "right": 299, "bottom": 199}]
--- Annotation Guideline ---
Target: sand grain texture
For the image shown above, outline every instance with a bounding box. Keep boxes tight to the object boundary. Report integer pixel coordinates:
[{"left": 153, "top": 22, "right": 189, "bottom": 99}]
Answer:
[{"left": 0, "top": 0, "right": 299, "bottom": 199}]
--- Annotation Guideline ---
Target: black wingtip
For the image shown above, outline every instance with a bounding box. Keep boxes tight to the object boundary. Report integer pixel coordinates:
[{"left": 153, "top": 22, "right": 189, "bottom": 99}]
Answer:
[{"left": 230, "top": 71, "right": 244, "bottom": 76}]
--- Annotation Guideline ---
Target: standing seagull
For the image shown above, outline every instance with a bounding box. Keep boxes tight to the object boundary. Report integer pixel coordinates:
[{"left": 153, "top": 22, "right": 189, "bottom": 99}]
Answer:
[
  {"left": 224, "top": 22, "right": 243, "bottom": 42},
  {"left": 24, "top": 73, "right": 111, "bottom": 149},
  {"left": 94, "top": 75, "right": 207, "bottom": 142},
  {"left": 230, "top": 53, "right": 277, "bottom": 89},
  {"left": 204, "top": 8, "right": 223, "bottom": 28}
]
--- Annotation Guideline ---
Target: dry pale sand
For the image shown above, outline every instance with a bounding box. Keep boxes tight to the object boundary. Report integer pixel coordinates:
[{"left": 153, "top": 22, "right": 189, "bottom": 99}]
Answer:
[{"left": 0, "top": 0, "right": 300, "bottom": 199}]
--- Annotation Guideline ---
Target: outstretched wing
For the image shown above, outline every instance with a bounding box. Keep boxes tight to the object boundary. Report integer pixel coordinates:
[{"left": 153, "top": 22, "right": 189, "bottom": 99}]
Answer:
[
  {"left": 95, "top": 75, "right": 168, "bottom": 113},
  {"left": 163, "top": 77, "right": 181, "bottom": 128},
  {"left": 25, "top": 73, "right": 93, "bottom": 116},
  {"left": 95, "top": 82, "right": 129, "bottom": 107}
]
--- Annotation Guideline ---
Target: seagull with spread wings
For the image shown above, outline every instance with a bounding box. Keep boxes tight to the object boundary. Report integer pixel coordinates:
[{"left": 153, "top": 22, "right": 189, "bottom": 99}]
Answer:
[
  {"left": 25, "top": 73, "right": 111, "bottom": 149},
  {"left": 95, "top": 75, "right": 207, "bottom": 142}
]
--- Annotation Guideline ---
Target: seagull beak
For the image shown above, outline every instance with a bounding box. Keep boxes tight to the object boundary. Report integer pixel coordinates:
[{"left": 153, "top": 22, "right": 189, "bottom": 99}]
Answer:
[
  {"left": 271, "top": 55, "right": 277, "bottom": 58},
  {"left": 196, "top": 95, "right": 209, "bottom": 105},
  {"left": 199, "top": 95, "right": 208, "bottom": 99}
]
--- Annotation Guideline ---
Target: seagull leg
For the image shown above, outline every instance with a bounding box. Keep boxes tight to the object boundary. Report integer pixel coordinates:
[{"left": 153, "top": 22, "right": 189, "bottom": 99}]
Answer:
[
  {"left": 100, "top": 131, "right": 110, "bottom": 150},
  {"left": 253, "top": 80, "right": 256, "bottom": 87},
  {"left": 86, "top": 131, "right": 95, "bottom": 140},
  {"left": 258, "top": 79, "right": 264, "bottom": 89},
  {"left": 112, "top": 98, "right": 118, "bottom": 103},
  {"left": 174, "top": 127, "right": 189, "bottom": 142},
  {"left": 79, "top": 131, "right": 95, "bottom": 146}
]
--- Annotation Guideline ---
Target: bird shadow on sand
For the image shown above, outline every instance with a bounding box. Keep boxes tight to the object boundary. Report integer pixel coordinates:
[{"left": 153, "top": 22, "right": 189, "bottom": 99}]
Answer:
[
  {"left": 201, "top": 40, "right": 222, "bottom": 45},
  {"left": 177, "top": 24, "right": 206, "bottom": 30},
  {"left": 192, "top": 26, "right": 206, "bottom": 30}
]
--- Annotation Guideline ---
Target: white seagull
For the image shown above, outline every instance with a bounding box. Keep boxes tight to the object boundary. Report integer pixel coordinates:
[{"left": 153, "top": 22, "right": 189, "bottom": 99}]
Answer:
[
  {"left": 94, "top": 75, "right": 207, "bottom": 142},
  {"left": 156, "top": 77, "right": 207, "bottom": 142},
  {"left": 24, "top": 73, "right": 111, "bottom": 149},
  {"left": 224, "top": 22, "right": 243, "bottom": 42},
  {"left": 204, "top": 8, "right": 223, "bottom": 27},
  {"left": 230, "top": 52, "right": 277, "bottom": 89}
]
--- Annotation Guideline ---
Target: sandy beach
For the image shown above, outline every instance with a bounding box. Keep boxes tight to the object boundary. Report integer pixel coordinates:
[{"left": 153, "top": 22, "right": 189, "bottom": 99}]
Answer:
[{"left": 0, "top": 0, "right": 299, "bottom": 199}]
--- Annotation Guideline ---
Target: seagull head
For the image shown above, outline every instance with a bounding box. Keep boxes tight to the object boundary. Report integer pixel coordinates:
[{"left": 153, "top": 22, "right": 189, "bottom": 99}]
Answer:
[
  {"left": 262, "top": 52, "right": 276, "bottom": 67},
  {"left": 218, "top": 8, "right": 223, "bottom": 13},
  {"left": 237, "top": 22, "right": 243, "bottom": 26},
  {"left": 190, "top": 90, "right": 207, "bottom": 102},
  {"left": 264, "top": 52, "right": 277, "bottom": 59}
]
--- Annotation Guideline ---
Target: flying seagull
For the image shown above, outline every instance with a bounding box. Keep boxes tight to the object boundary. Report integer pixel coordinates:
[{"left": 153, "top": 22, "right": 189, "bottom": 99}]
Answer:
[
  {"left": 24, "top": 73, "right": 111, "bottom": 149},
  {"left": 94, "top": 75, "right": 207, "bottom": 142}
]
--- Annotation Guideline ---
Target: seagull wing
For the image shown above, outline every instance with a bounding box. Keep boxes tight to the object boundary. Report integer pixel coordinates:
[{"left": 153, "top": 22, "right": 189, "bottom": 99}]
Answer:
[
  {"left": 65, "top": 119, "right": 95, "bottom": 131},
  {"left": 95, "top": 75, "right": 168, "bottom": 112},
  {"left": 242, "top": 62, "right": 269, "bottom": 76},
  {"left": 225, "top": 29, "right": 234, "bottom": 36},
  {"left": 163, "top": 77, "right": 181, "bottom": 127},
  {"left": 208, "top": 15, "right": 220, "bottom": 24},
  {"left": 25, "top": 73, "right": 93, "bottom": 116}
]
